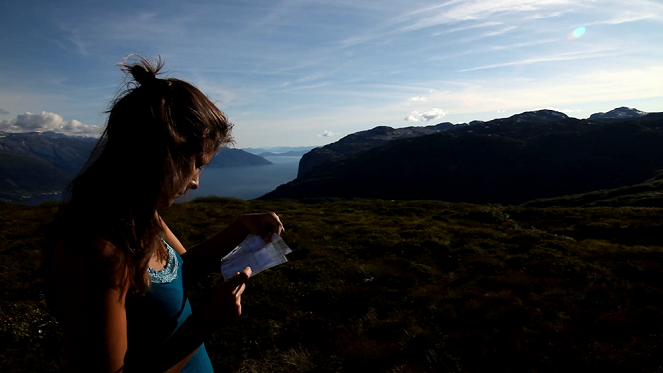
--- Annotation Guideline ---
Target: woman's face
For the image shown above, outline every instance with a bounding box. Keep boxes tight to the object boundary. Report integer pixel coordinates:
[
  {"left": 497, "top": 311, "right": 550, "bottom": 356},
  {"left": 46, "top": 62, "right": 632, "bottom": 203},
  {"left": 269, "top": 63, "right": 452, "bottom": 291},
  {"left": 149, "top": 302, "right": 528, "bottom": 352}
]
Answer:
[{"left": 158, "top": 151, "right": 215, "bottom": 208}]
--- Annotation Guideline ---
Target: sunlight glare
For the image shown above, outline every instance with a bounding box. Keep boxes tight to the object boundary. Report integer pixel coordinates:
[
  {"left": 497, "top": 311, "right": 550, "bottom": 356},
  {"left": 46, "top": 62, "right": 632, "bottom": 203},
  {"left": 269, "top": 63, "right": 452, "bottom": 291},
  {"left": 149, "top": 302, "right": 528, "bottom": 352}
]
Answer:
[{"left": 568, "top": 26, "right": 586, "bottom": 40}]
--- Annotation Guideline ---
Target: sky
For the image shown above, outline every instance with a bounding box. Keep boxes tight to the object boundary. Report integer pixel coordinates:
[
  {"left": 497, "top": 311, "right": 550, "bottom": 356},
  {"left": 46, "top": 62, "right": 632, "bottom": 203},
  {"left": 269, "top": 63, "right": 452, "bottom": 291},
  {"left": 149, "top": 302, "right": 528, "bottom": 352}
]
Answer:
[{"left": 0, "top": 0, "right": 662, "bottom": 148}]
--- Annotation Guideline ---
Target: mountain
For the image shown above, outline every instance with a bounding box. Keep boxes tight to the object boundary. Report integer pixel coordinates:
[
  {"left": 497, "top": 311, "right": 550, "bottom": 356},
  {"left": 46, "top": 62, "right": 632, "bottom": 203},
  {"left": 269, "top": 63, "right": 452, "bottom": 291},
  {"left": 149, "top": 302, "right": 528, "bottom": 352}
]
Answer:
[
  {"left": 0, "top": 132, "right": 273, "bottom": 202},
  {"left": 208, "top": 148, "right": 273, "bottom": 168},
  {"left": 296, "top": 110, "right": 572, "bottom": 178},
  {"left": 258, "top": 150, "right": 309, "bottom": 157},
  {"left": 261, "top": 109, "right": 663, "bottom": 205},
  {"left": 494, "top": 109, "right": 569, "bottom": 123},
  {"left": 243, "top": 146, "right": 316, "bottom": 155},
  {"left": 0, "top": 131, "right": 97, "bottom": 174},
  {"left": 0, "top": 131, "right": 98, "bottom": 202},
  {"left": 589, "top": 106, "right": 647, "bottom": 121},
  {"left": 298, "top": 122, "right": 454, "bottom": 177},
  {"left": 0, "top": 150, "right": 72, "bottom": 202}
]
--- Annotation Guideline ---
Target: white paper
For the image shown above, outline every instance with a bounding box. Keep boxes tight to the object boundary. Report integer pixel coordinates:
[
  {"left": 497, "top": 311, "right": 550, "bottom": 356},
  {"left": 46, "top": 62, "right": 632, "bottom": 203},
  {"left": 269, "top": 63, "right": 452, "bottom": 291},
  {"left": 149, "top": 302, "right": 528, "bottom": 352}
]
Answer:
[{"left": 221, "top": 233, "right": 292, "bottom": 280}]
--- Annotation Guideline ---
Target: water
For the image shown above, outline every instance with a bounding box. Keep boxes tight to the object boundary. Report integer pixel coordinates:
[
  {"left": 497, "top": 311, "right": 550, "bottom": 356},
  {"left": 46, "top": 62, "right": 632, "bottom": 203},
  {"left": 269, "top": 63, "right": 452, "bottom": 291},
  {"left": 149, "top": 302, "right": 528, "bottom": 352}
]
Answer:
[
  {"left": 24, "top": 156, "right": 301, "bottom": 205},
  {"left": 176, "top": 156, "right": 300, "bottom": 202}
]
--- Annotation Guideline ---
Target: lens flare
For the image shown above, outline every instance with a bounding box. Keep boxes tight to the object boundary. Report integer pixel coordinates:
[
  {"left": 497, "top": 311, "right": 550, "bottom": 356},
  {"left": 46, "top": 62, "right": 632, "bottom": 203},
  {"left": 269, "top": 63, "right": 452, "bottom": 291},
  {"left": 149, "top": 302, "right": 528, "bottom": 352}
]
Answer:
[{"left": 568, "top": 26, "right": 586, "bottom": 40}]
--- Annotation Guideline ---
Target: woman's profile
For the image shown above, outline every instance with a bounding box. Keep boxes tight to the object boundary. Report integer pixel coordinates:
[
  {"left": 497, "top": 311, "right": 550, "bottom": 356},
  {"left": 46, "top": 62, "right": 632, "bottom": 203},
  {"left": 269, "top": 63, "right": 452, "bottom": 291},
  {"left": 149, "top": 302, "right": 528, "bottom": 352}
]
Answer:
[{"left": 45, "top": 55, "right": 284, "bottom": 372}]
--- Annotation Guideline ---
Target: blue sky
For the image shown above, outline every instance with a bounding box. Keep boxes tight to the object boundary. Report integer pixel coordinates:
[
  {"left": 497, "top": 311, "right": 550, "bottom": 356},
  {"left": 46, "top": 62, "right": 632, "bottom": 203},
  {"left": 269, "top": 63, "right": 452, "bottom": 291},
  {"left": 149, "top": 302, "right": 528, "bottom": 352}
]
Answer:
[{"left": 1, "top": 0, "right": 662, "bottom": 148}]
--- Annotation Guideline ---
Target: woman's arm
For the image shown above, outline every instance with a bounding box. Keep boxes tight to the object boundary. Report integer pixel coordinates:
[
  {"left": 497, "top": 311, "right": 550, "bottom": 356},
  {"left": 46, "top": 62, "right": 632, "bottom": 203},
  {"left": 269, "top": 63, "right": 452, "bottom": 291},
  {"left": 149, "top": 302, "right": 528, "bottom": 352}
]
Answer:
[
  {"left": 51, "top": 238, "right": 130, "bottom": 372},
  {"left": 52, "top": 238, "right": 250, "bottom": 373},
  {"left": 126, "top": 267, "right": 252, "bottom": 373},
  {"left": 162, "top": 212, "right": 284, "bottom": 275}
]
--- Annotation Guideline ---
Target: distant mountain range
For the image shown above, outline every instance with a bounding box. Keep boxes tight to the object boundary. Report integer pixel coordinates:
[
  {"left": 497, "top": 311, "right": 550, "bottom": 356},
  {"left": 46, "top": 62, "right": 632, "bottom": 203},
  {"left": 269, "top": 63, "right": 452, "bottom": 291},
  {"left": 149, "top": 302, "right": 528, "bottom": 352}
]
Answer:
[
  {"left": 243, "top": 146, "right": 316, "bottom": 156},
  {"left": 210, "top": 147, "right": 273, "bottom": 168},
  {"left": 261, "top": 107, "right": 663, "bottom": 206},
  {"left": 258, "top": 150, "right": 310, "bottom": 157},
  {"left": 0, "top": 132, "right": 272, "bottom": 203},
  {"left": 4, "top": 107, "right": 659, "bottom": 205}
]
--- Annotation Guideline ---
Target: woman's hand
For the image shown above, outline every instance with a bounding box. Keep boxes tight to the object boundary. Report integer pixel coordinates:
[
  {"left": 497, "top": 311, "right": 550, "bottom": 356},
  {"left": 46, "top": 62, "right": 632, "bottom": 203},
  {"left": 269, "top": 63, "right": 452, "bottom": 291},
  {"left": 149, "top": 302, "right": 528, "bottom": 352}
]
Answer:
[
  {"left": 201, "top": 267, "right": 252, "bottom": 325},
  {"left": 238, "top": 212, "right": 285, "bottom": 242},
  {"left": 179, "top": 212, "right": 284, "bottom": 278}
]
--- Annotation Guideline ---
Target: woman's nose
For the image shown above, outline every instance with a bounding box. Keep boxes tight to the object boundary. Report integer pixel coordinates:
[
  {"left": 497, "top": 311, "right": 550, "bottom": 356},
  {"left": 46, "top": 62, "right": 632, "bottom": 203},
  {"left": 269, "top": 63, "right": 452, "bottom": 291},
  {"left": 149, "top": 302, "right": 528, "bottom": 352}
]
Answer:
[{"left": 188, "top": 171, "right": 200, "bottom": 190}]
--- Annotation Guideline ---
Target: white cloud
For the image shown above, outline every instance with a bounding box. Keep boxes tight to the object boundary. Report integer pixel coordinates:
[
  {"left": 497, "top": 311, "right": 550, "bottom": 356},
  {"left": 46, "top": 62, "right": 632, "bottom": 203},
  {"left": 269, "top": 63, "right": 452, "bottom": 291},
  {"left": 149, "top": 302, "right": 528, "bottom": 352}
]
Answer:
[
  {"left": 405, "top": 108, "right": 446, "bottom": 122},
  {"left": 318, "top": 130, "right": 338, "bottom": 137},
  {"left": 0, "top": 112, "right": 101, "bottom": 137},
  {"left": 408, "top": 96, "right": 428, "bottom": 102}
]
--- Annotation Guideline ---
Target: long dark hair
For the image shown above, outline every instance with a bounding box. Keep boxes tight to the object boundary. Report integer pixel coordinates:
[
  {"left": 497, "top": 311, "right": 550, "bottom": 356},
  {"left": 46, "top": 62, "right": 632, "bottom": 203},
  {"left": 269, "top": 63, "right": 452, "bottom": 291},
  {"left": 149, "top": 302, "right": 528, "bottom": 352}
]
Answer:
[{"left": 55, "top": 55, "right": 233, "bottom": 293}]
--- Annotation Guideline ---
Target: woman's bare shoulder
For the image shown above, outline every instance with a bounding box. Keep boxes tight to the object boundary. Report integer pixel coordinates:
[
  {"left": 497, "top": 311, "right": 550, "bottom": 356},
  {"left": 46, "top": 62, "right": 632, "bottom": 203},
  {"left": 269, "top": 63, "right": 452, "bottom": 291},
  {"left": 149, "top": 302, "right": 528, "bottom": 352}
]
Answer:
[
  {"left": 51, "top": 235, "right": 127, "bottom": 292},
  {"left": 55, "top": 235, "right": 121, "bottom": 262}
]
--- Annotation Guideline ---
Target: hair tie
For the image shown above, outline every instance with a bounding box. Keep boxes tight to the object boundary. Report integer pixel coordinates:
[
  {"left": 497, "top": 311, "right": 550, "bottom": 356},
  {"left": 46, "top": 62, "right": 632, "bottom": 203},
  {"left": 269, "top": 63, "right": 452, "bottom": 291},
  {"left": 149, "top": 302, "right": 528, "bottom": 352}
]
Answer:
[{"left": 130, "top": 65, "right": 158, "bottom": 87}]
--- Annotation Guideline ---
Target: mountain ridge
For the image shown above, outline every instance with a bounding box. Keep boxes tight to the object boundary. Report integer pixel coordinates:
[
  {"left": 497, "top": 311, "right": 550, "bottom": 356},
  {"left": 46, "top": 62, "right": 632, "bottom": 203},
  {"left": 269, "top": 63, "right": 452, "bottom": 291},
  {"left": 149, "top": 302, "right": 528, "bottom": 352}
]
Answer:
[{"left": 262, "top": 108, "right": 663, "bottom": 205}]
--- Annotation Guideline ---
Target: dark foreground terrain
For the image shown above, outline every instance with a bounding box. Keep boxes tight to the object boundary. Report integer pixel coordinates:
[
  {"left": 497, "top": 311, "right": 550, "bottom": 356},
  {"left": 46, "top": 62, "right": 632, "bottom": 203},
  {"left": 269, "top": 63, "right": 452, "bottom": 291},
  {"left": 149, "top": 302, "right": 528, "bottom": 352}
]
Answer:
[{"left": 1, "top": 198, "right": 662, "bottom": 372}]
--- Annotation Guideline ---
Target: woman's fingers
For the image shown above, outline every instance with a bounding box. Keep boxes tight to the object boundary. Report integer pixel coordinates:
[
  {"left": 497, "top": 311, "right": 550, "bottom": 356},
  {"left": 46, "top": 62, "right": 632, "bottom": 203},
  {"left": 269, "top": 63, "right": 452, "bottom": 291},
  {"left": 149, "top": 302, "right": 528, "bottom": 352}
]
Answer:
[
  {"left": 206, "top": 267, "right": 251, "bottom": 322},
  {"left": 233, "top": 283, "right": 246, "bottom": 296},
  {"left": 263, "top": 212, "right": 284, "bottom": 242},
  {"left": 241, "top": 266, "right": 252, "bottom": 278},
  {"left": 228, "top": 267, "right": 252, "bottom": 285},
  {"left": 241, "top": 212, "right": 285, "bottom": 242}
]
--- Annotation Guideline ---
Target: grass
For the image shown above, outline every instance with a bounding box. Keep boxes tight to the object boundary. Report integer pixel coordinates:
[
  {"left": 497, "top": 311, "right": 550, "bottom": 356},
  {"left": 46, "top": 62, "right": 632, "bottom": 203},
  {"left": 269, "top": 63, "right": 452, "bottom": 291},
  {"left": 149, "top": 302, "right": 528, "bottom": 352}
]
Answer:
[{"left": 1, "top": 198, "right": 662, "bottom": 372}]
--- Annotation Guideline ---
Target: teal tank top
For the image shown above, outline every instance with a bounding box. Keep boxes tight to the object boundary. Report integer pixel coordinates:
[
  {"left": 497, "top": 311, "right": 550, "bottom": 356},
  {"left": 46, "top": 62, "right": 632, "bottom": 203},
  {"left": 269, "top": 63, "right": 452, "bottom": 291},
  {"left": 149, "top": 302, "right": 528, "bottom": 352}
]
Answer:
[{"left": 125, "top": 239, "right": 214, "bottom": 372}]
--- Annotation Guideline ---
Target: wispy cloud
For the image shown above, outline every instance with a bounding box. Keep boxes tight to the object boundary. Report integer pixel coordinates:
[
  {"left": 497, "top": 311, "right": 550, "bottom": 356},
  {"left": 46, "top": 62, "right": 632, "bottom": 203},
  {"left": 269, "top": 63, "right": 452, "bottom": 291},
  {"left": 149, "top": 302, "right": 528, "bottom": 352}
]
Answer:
[
  {"left": 408, "top": 96, "right": 428, "bottom": 102},
  {"left": 491, "top": 38, "right": 559, "bottom": 50},
  {"left": 432, "top": 21, "right": 502, "bottom": 35},
  {"left": 459, "top": 25, "right": 518, "bottom": 41},
  {"left": 55, "top": 26, "right": 89, "bottom": 55},
  {"left": 296, "top": 73, "right": 328, "bottom": 84},
  {"left": 338, "top": 0, "right": 578, "bottom": 49},
  {"left": 479, "top": 26, "right": 517, "bottom": 37},
  {"left": 586, "top": 12, "right": 659, "bottom": 26},
  {"left": 533, "top": 11, "right": 566, "bottom": 19},
  {"left": 400, "top": 0, "right": 576, "bottom": 32},
  {"left": 0, "top": 108, "right": 9, "bottom": 115},
  {"left": 458, "top": 49, "right": 618, "bottom": 72}
]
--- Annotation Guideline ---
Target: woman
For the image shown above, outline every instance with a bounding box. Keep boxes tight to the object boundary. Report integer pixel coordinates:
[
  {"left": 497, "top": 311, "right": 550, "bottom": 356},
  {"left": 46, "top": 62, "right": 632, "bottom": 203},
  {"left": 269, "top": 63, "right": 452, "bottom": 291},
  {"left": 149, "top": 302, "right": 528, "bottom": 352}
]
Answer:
[{"left": 45, "top": 56, "right": 284, "bottom": 372}]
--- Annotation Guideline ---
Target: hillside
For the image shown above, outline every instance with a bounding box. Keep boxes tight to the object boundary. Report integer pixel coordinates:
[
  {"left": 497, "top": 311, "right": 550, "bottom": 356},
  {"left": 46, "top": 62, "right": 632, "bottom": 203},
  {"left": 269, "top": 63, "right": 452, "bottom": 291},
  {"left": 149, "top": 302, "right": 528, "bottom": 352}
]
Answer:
[
  {"left": 2, "top": 198, "right": 662, "bottom": 372},
  {"left": 262, "top": 110, "right": 663, "bottom": 205},
  {"left": 0, "top": 131, "right": 98, "bottom": 174},
  {"left": 0, "top": 150, "right": 72, "bottom": 202},
  {"left": 522, "top": 174, "right": 663, "bottom": 207},
  {"left": 0, "top": 133, "right": 272, "bottom": 202}
]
